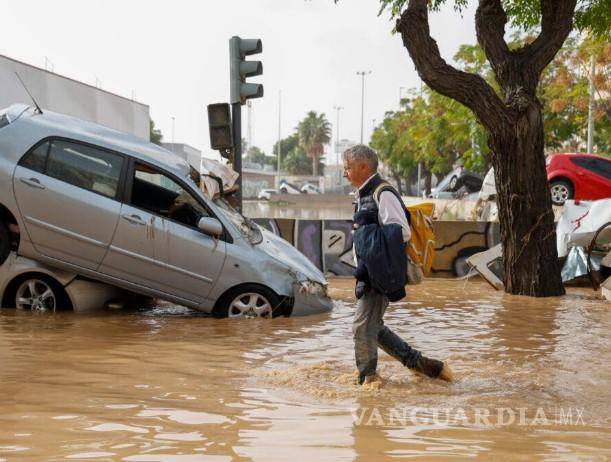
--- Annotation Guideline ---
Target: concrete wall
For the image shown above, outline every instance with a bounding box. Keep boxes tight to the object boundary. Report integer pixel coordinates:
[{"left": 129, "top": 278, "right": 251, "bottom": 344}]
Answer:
[
  {"left": 0, "top": 55, "right": 150, "bottom": 140},
  {"left": 253, "top": 218, "right": 500, "bottom": 278},
  {"left": 243, "top": 169, "right": 276, "bottom": 198}
]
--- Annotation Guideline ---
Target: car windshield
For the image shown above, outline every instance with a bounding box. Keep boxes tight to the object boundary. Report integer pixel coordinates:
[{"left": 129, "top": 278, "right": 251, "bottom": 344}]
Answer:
[{"left": 213, "top": 197, "right": 262, "bottom": 244}]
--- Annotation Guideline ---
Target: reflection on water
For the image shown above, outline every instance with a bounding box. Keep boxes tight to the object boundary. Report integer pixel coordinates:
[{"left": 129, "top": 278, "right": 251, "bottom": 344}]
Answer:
[{"left": 1, "top": 279, "right": 610, "bottom": 461}]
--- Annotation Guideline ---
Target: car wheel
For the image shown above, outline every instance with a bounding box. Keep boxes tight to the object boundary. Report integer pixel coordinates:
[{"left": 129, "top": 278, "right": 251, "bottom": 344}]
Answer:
[
  {"left": 215, "top": 284, "right": 283, "bottom": 319},
  {"left": 13, "top": 275, "right": 71, "bottom": 312},
  {"left": 549, "top": 179, "right": 573, "bottom": 206},
  {"left": 448, "top": 176, "right": 458, "bottom": 190},
  {"left": 0, "top": 221, "right": 9, "bottom": 266}
]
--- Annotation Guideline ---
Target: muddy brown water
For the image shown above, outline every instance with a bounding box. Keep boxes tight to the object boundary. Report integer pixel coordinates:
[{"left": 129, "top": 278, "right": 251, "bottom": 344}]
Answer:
[{"left": 1, "top": 278, "right": 610, "bottom": 461}]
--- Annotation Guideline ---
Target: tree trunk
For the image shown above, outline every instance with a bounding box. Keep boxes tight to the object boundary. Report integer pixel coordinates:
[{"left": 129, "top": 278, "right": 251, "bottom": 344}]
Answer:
[
  {"left": 424, "top": 169, "right": 432, "bottom": 197},
  {"left": 392, "top": 171, "right": 404, "bottom": 195},
  {"left": 312, "top": 154, "right": 318, "bottom": 177},
  {"left": 405, "top": 176, "right": 414, "bottom": 197},
  {"left": 487, "top": 96, "right": 565, "bottom": 296}
]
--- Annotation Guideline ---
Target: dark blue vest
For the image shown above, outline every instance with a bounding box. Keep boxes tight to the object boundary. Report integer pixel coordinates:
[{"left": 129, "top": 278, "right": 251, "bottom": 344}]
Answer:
[{"left": 356, "top": 173, "right": 410, "bottom": 225}]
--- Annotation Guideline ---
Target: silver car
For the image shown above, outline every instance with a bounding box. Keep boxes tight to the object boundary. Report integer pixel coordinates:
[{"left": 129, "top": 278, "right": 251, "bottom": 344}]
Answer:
[{"left": 0, "top": 104, "right": 331, "bottom": 317}]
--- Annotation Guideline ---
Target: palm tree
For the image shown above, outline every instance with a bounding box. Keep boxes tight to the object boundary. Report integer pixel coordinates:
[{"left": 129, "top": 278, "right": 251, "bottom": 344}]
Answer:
[{"left": 297, "top": 111, "right": 331, "bottom": 176}]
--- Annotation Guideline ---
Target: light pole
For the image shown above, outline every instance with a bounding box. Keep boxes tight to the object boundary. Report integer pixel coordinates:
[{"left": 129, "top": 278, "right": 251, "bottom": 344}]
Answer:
[
  {"left": 333, "top": 105, "right": 344, "bottom": 188},
  {"left": 356, "top": 71, "right": 371, "bottom": 144},
  {"left": 333, "top": 105, "right": 344, "bottom": 164},
  {"left": 171, "top": 116, "right": 175, "bottom": 154},
  {"left": 276, "top": 90, "right": 282, "bottom": 188},
  {"left": 399, "top": 86, "right": 405, "bottom": 108},
  {"left": 586, "top": 55, "right": 595, "bottom": 153}
]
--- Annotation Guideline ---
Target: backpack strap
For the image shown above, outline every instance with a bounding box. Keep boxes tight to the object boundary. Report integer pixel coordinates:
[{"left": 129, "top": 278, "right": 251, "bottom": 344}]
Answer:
[{"left": 373, "top": 182, "right": 411, "bottom": 225}]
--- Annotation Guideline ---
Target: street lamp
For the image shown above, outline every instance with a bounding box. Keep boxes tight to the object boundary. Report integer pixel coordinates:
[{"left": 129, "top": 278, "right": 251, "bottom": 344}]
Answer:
[
  {"left": 356, "top": 71, "right": 372, "bottom": 144},
  {"left": 333, "top": 105, "right": 344, "bottom": 188},
  {"left": 333, "top": 105, "right": 344, "bottom": 164}
]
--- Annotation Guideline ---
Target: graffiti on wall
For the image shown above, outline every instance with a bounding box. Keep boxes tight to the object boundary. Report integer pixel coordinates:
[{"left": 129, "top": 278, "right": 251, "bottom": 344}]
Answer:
[{"left": 253, "top": 218, "right": 500, "bottom": 278}]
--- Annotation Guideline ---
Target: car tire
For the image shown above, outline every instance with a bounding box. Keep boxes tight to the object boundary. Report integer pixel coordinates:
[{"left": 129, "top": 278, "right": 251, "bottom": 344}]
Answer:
[
  {"left": 8, "top": 274, "right": 72, "bottom": 312},
  {"left": 549, "top": 179, "right": 574, "bottom": 206},
  {"left": 214, "top": 284, "right": 284, "bottom": 319},
  {"left": 0, "top": 221, "right": 9, "bottom": 266}
]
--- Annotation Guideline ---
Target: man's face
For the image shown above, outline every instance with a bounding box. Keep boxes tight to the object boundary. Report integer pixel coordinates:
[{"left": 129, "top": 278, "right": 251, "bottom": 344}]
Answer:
[{"left": 343, "top": 158, "right": 373, "bottom": 188}]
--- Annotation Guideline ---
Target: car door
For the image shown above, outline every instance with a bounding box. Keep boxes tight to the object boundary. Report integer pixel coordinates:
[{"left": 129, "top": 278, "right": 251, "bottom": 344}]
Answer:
[
  {"left": 589, "top": 158, "right": 611, "bottom": 200},
  {"left": 12, "top": 139, "right": 125, "bottom": 270},
  {"left": 571, "top": 156, "right": 610, "bottom": 200},
  {"left": 99, "top": 161, "right": 226, "bottom": 303}
]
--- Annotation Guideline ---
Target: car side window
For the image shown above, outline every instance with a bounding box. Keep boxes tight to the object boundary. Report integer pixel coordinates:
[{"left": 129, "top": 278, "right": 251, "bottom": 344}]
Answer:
[
  {"left": 45, "top": 140, "right": 124, "bottom": 199},
  {"left": 572, "top": 156, "right": 611, "bottom": 180},
  {"left": 131, "top": 163, "right": 209, "bottom": 229},
  {"left": 593, "top": 158, "right": 611, "bottom": 180},
  {"left": 571, "top": 157, "right": 590, "bottom": 170},
  {"left": 18, "top": 141, "right": 50, "bottom": 173}
]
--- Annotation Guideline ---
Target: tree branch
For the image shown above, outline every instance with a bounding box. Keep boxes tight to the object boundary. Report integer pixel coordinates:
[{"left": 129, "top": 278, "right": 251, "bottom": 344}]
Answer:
[
  {"left": 475, "top": 0, "right": 514, "bottom": 88},
  {"left": 522, "top": 0, "right": 577, "bottom": 82},
  {"left": 397, "top": 0, "right": 509, "bottom": 132}
]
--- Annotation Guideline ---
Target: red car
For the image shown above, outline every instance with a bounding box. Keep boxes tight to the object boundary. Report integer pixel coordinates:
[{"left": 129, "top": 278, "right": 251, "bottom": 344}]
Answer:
[{"left": 546, "top": 153, "right": 611, "bottom": 205}]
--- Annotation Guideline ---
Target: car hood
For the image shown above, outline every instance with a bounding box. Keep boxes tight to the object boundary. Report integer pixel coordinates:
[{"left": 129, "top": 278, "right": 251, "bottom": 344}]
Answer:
[{"left": 257, "top": 227, "right": 327, "bottom": 285}]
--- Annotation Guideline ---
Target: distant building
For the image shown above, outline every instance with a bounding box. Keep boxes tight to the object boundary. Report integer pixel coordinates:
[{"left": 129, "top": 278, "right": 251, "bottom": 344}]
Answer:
[
  {"left": 0, "top": 54, "right": 150, "bottom": 139},
  {"left": 162, "top": 143, "right": 202, "bottom": 171},
  {"left": 324, "top": 164, "right": 346, "bottom": 192},
  {"left": 334, "top": 139, "right": 357, "bottom": 158}
]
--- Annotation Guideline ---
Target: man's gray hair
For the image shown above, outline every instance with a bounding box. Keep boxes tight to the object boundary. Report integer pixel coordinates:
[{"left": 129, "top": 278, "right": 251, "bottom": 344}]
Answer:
[{"left": 342, "top": 144, "right": 378, "bottom": 171}]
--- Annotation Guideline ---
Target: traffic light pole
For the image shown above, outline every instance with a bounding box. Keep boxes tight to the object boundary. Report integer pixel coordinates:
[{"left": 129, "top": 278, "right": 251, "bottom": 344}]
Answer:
[{"left": 232, "top": 102, "right": 242, "bottom": 213}]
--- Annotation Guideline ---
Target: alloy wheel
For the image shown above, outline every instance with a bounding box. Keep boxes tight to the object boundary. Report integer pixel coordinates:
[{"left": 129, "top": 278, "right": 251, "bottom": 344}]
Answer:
[
  {"left": 550, "top": 183, "right": 569, "bottom": 205},
  {"left": 228, "top": 292, "right": 272, "bottom": 318},
  {"left": 15, "top": 279, "right": 57, "bottom": 312}
]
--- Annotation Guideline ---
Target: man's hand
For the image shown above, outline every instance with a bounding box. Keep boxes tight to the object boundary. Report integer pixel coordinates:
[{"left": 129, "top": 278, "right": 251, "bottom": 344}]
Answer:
[{"left": 355, "top": 281, "right": 369, "bottom": 300}]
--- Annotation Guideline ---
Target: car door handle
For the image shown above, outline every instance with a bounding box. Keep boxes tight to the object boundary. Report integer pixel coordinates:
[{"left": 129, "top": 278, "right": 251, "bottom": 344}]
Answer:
[
  {"left": 122, "top": 214, "right": 146, "bottom": 226},
  {"left": 19, "top": 177, "right": 45, "bottom": 190}
]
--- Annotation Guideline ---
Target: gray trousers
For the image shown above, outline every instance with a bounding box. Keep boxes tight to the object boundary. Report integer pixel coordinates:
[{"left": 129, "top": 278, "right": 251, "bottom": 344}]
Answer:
[{"left": 353, "top": 289, "right": 422, "bottom": 384}]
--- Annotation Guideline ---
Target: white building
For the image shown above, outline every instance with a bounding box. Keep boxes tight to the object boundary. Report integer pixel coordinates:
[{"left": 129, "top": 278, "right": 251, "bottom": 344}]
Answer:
[
  {"left": 0, "top": 54, "right": 150, "bottom": 140},
  {"left": 162, "top": 143, "right": 202, "bottom": 171}
]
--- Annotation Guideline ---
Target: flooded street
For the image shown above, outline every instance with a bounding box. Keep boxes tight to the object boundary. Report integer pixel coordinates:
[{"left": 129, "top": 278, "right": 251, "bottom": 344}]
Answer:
[{"left": 1, "top": 278, "right": 610, "bottom": 461}]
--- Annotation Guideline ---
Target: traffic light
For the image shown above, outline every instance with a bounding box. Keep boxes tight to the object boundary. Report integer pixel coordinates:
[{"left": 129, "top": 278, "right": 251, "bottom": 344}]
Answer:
[
  {"left": 207, "top": 103, "right": 233, "bottom": 159},
  {"left": 229, "top": 36, "right": 263, "bottom": 105}
]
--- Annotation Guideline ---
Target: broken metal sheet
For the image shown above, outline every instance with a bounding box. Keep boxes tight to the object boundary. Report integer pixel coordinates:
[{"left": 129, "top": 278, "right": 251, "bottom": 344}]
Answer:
[
  {"left": 465, "top": 243, "right": 504, "bottom": 290},
  {"left": 478, "top": 167, "right": 496, "bottom": 201},
  {"left": 561, "top": 246, "right": 601, "bottom": 282},
  {"left": 199, "top": 158, "right": 240, "bottom": 199},
  {"left": 556, "top": 199, "right": 611, "bottom": 258}
]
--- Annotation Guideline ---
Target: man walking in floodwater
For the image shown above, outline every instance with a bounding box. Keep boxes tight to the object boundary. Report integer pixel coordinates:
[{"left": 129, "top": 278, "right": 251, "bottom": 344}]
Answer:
[{"left": 343, "top": 145, "right": 453, "bottom": 385}]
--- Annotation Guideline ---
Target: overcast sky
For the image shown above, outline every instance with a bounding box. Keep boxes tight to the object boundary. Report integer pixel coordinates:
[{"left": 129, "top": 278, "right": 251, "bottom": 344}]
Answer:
[{"left": 1, "top": 0, "right": 477, "bottom": 162}]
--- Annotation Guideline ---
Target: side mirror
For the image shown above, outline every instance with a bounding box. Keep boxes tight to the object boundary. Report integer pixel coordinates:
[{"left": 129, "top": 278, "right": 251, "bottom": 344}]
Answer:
[{"left": 198, "top": 217, "right": 223, "bottom": 236}]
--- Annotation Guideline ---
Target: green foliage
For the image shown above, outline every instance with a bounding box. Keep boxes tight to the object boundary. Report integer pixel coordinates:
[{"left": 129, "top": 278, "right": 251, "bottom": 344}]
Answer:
[
  {"left": 297, "top": 111, "right": 332, "bottom": 176},
  {"left": 371, "top": 32, "right": 609, "bottom": 182},
  {"left": 371, "top": 0, "right": 610, "bottom": 39},
  {"left": 539, "top": 34, "right": 610, "bottom": 153},
  {"left": 150, "top": 120, "right": 163, "bottom": 146},
  {"left": 282, "top": 145, "right": 326, "bottom": 175},
  {"left": 371, "top": 88, "right": 490, "bottom": 178},
  {"left": 272, "top": 133, "right": 300, "bottom": 164},
  {"left": 246, "top": 145, "right": 276, "bottom": 167},
  {"left": 272, "top": 125, "right": 327, "bottom": 176}
]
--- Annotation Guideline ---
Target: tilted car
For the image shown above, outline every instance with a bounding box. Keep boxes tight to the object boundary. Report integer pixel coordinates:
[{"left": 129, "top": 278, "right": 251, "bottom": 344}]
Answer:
[
  {"left": 257, "top": 188, "right": 279, "bottom": 200},
  {"left": 547, "top": 153, "right": 611, "bottom": 206},
  {"left": 0, "top": 105, "right": 331, "bottom": 317}
]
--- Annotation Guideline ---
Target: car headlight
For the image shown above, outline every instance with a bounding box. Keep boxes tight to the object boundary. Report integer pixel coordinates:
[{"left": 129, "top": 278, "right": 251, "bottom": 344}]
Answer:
[{"left": 298, "top": 280, "right": 327, "bottom": 297}]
